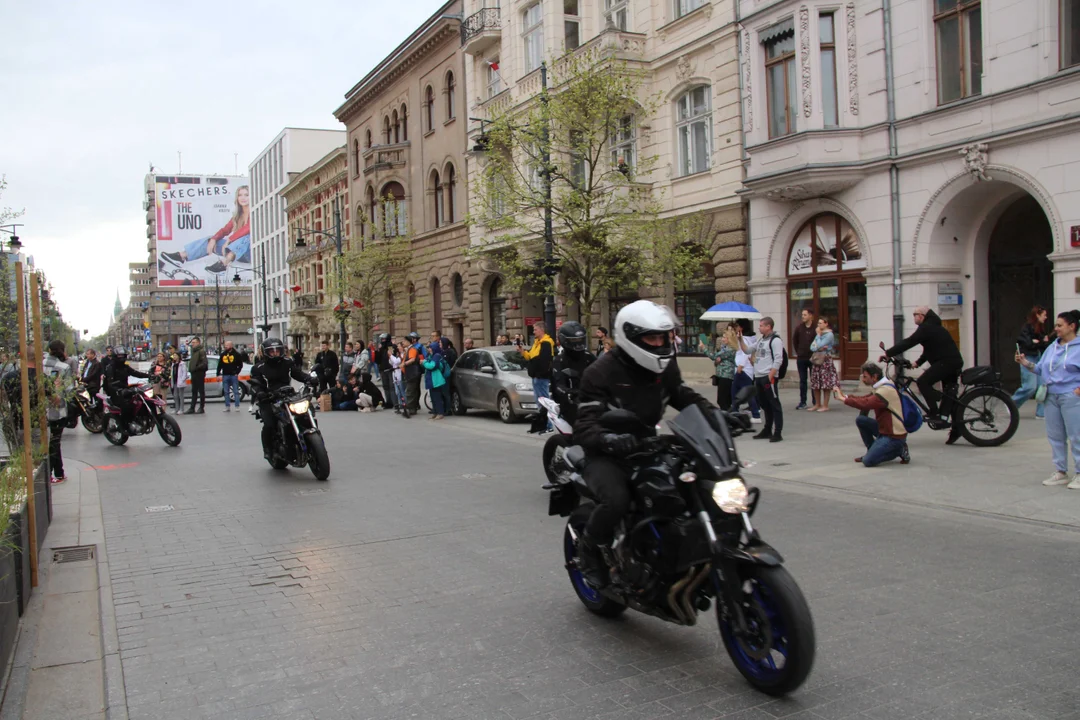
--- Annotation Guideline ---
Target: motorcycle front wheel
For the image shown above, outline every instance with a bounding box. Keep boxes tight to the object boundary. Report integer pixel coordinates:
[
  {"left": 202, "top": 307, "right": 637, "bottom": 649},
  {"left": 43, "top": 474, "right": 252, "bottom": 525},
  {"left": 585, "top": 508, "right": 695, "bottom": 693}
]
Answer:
[
  {"left": 157, "top": 415, "right": 182, "bottom": 447},
  {"left": 306, "top": 432, "right": 331, "bottom": 481},
  {"left": 103, "top": 417, "right": 128, "bottom": 446},
  {"left": 81, "top": 411, "right": 104, "bottom": 434},
  {"left": 717, "top": 565, "right": 815, "bottom": 696}
]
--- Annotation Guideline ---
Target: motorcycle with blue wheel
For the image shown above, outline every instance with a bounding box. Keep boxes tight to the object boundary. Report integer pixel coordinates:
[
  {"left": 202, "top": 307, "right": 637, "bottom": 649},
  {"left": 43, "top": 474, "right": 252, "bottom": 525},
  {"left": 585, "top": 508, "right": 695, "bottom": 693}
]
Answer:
[{"left": 546, "top": 388, "right": 815, "bottom": 696}]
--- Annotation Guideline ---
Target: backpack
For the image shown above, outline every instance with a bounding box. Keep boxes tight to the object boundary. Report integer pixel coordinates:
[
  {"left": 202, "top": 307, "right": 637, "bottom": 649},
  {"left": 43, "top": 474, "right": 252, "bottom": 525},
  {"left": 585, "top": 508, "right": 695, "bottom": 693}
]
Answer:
[
  {"left": 765, "top": 335, "right": 789, "bottom": 380},
  {"left": 880, "top": 382, "right": 923, "bottom": 433},
  {"left": 439, "top": 357, "right": 452, "bottom": 379}
]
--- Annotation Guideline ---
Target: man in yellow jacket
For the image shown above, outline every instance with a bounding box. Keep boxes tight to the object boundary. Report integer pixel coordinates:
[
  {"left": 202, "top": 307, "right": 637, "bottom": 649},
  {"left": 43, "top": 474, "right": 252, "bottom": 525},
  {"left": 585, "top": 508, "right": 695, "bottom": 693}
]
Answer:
[{"left": 523, "top": 321, "right": 556, "bottom": 433}]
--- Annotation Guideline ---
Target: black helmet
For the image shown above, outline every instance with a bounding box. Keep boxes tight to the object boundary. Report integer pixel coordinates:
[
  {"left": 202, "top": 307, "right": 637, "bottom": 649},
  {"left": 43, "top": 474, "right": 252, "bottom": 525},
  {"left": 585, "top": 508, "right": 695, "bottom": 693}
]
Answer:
[
  {"left": 379, "top": 333, "right": 391, "bottom": 345},
  {"left": 406, "top": 331, "right": 420, "bottom": 341},
  {"left": 262, "top": 337, "right": 285, "bottom": 362},
  {"left": 113, "top": 347, "right": 129, "bottom": 363},
  {"left": 557, "top": 321, "right": 588, "bottom": 352}
]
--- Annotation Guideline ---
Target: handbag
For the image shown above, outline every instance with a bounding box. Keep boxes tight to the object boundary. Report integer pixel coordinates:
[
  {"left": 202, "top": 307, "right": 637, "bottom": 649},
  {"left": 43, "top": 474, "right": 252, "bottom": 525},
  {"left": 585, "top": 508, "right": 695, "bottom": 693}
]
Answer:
[
  {"left": 710, "top": 376, "right": 719, "bottom": 386},
  {"left": 810, "top": 351, "right": 829, "bottom": 366},
  {"left": 1035, "top": 384, "right": 1048, "bottom": 403}
]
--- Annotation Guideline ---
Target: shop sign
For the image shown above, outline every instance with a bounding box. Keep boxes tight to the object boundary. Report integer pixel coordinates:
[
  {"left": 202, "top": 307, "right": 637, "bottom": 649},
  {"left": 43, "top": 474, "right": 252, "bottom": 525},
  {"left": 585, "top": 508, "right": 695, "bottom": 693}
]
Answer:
[
  {"left": 819, "top": 286, "right": 839, "bottom": 298},
  {"left": 938, "top": 294, "right": 963, "bottom": 306},
  {"left": 789, "top": 288, "right": 813, "bottom": 301},
  {"left": 937, "top": 282, "right": 962, "bottom": 295}
]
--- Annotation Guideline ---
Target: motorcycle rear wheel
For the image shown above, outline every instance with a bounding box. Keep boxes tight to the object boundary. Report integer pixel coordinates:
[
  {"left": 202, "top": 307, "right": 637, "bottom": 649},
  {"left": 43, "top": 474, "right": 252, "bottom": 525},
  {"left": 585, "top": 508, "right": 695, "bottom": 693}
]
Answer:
[
  {"left": 157, "top": 415, "right": 182, "bottom": 447},
  {"left": 563, "top": 506, "right": 626, "bottom": 617},
  {"left": 81, "top": 412, "right": 104, "bottom": 434},
  {"left": 717, "top": 565, "right": 815, "bottom": 696},
  {"left": 103, "top": 417, "right": 128, "bottom": 446},
  {"left": 306, "top": 432, "right": 331, "bottom": 481},
  {"left": 543, "top": 434, "right": 573, "bottom": 485}
]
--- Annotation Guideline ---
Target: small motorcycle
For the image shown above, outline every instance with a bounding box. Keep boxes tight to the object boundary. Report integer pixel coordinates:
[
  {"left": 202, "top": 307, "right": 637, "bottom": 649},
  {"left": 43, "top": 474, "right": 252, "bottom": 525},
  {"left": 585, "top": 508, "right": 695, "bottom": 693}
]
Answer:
[
  {"left": 100, "top": 378, "right": 182, "bottom": 447},
  {"left": 258, "top": 384, "right": 330, "bottom": 481},
  {"left": 68, "top": 383, "right": 105, "bottom": 434},
  {"left": 547, "top": 388, "right": 815, "bottom": 696},
  {"left": 539, "top": 396, "right": 575, "bottom": 485}
]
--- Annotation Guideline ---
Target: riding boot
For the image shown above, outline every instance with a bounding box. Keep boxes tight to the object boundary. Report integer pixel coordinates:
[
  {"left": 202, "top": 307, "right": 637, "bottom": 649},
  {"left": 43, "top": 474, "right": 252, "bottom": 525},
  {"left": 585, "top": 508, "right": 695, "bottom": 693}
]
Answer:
[{"left": 576, "top": 532, "right": 611, "bottom": 589}]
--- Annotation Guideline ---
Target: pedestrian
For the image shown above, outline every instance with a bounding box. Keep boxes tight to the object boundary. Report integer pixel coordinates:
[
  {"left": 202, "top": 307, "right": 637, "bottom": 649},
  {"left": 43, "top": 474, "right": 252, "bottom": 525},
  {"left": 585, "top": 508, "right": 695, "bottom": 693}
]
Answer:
[
  {"left": 808, "top": 316, "right": 839, "bottom": 412},
  {"left": 700, "top": 324, "right": 737, "bottom": 411},
  {"left": 354, "top": 341, "right": 372, "bottom": 380},
  {"left": 314, "top": 341, "right": 339, "bottom": 394},
  {"left": 523, "top": 321, "right": 555, "bottom": 433},
  {"left": 374, "top": 334, "right": 397, "bottom": 409},
  {"left": 217, "top": 341, "right": 243, "bottom": 412},
  {"left": 1015, "top": 309, "right": 1080, "bottom": 488},
  {"left": 740, "top": 316, "right": 785, "bottom": 442},
  {"left": 355, "top": 372, "right": 384, "bottom": 412},
  {"left": 833, "top": 362, "right": 911, "bottom": 467},
  {"left": 341, "top": 341, "right": 357, "bottom": 383},
  {"left": 170, "top": 350, "right": 188, "bottom": 414},
  {"left": 595, "top": 327, "right": 609, "bottom": 357},
  {"left": 43, "top": 340, "right": 74, "bottom": 484},
  {"left": 187, "top": 337, "right": 208, "bottom": 414},
  {"left": 334, "top": 378, "right": 359, "bottom": 411},
  {"left": 1013, "top": 305, "right": 1050, "bottom": 418},
  {"left": 150, "top": 352, "right": 170, "bottom": 401},
  {"left": 423, "top": 343, "right": 451, "bottom": 419},
  {"left": 731, "top": 320, "right": 762, "bottom": 423},
  {"left": 292, "top": 346, "right": 304, "bottom": 371},
  {"left": 402, "top": 332, "right": 425, "bottom": 416},
  {"left": 80, "top": 347, "right": 103, "bottom": 397},
  {"left": 463, "top": 337, "right": 475, "bottom": 351},
  {"left": 791, "top": 309, "right": 815, "bottom": 410},
  {"left": 390, "top": 344, "right": 405, "bottom": 414}
]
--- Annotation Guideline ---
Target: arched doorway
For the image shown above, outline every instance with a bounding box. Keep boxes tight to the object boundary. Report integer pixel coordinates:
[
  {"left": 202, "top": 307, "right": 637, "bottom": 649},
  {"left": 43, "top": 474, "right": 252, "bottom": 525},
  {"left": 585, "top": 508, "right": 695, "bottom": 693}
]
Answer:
[
  {"left": 488, "top": 278, "right": 506, "bottom": 344},
  {"left": 785, "top": 213, "right": 867, "bottom": 379},
  {"left": 988, "top": 195, "right": 1053, "bottom": 388}
]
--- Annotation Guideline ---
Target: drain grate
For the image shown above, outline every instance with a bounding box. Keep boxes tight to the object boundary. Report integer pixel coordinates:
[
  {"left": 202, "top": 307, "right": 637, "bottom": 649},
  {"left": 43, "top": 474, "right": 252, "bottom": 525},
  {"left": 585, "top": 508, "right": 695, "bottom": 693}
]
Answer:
[{"left": 53, "top": 545, "right": 95, "bottom": 564}]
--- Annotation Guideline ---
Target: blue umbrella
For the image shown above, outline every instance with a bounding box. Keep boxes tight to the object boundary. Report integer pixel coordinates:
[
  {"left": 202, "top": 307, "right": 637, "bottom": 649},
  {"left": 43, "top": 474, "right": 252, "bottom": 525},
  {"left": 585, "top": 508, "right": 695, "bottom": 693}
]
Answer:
[{"left": 700, "top": 301, "right": 761, "bottom": 322}]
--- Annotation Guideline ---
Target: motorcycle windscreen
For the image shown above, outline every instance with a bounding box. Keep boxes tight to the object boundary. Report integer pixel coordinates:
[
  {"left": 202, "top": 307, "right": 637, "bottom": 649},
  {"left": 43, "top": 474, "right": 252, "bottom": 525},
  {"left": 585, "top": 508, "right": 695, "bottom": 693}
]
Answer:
[{"left": 666, "top": 405, "right": 737, "bottom": 479}]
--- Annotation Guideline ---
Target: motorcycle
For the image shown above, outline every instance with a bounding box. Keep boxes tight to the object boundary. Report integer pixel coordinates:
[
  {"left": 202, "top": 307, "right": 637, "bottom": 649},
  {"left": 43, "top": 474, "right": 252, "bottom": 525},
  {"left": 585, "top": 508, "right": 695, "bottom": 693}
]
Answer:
[
  {"left": 100, "top": 377, "right": 182, "bottom": 447},
  {"left": 539, "top": 396, "right": 575, "bottom": 485},
  {"left": 68, "top": 383, "right": 105, "bottom": 434},
  {"left": 547, "top": 388, "right": 815, "bottom": 696},
  {"left": 257, "top": 384, "right": 330, "bottom": 481}
]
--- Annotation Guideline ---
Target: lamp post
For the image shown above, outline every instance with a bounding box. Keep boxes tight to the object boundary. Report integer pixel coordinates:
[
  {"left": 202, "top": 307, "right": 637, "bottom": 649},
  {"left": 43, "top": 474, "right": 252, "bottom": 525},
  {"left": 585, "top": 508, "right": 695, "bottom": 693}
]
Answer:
[
  {"left": 539, "top": 62, "right": 556, "bottom": 334},
  {"left": 232, "top": 254, "right": 279, "bottom": 339},
  {"left": 292, "top": 196, "right": 347, "bottom": 361}
]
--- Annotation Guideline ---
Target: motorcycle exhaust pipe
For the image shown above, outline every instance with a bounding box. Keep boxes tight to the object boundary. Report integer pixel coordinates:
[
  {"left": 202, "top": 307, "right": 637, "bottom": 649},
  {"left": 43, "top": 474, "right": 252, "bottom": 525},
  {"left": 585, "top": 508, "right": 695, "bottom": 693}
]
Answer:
[
  {"left": 666, "top": 568, "right": 696, "bottom": 625},
  {"left": 678, "top": 563, "right": 712, "bottom": 627}
]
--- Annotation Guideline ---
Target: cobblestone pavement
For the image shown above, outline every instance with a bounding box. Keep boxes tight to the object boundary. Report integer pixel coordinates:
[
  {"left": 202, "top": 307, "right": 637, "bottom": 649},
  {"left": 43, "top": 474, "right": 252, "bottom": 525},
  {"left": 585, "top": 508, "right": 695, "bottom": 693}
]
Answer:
[{"left": 61, "top": 405, "right": 1080, "bottom": 720}]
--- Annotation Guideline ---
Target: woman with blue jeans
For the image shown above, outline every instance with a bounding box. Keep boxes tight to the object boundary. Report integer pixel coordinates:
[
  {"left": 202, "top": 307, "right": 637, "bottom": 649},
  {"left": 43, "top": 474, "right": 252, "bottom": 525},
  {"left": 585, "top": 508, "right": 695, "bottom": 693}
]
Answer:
[
  {"left": 1012, "top": 305, "right": 1049, "bottom": 418},
  {"left": 1016, "top": 309, "right": 1080, "bottom": 489}
]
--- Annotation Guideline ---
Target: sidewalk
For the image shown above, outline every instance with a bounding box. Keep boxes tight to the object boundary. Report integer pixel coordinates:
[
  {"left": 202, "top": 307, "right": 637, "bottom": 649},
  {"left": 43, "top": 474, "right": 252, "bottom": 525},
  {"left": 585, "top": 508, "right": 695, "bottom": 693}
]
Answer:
[{"left": 0, "top": 460, "right": 125, "bottom": 720}]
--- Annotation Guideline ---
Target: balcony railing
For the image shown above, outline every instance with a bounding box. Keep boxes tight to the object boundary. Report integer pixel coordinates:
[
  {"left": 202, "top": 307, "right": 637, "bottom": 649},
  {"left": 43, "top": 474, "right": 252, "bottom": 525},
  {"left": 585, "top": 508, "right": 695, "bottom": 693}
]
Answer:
[
  {"left": 363, "top": 142, "right": 409, "bottom": 175},
  {"left": 461, "top": 8, "right": 500, "bottom": 54},
  {"left": 293, "top": 294, "right": 319, "bottom": 310}
]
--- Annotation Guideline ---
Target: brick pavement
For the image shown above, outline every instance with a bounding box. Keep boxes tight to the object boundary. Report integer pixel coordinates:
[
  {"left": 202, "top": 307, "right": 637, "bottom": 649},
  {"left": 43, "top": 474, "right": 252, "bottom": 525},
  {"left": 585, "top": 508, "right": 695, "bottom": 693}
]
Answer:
[{"left": 56, "top": 406, "right": 1080, "bottom": 720}]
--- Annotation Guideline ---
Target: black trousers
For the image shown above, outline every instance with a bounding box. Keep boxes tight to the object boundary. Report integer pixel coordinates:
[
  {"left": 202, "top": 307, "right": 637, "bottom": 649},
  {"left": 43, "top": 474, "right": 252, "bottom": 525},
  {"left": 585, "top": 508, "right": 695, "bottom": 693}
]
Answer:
[
  {"left": 405, "top": 376, "right": 422, "bottom": 413},
  {"left": 583, "top": 456, "right": 631, "bottom": 544},
  {"left": 48, "top": 420, "right": 65, "bottom": 479},
  {"left": 380, "top": 370, "right": 397, "bottom": 408},
  {"left": 916, "top": 358, "right": 964, "bottom": 417},
  {"left": 796, "top": 358, "right": 812, "bottom": 405},
  {"left": 715, "top": 377, "right": 733, "bottom": 411},
  {"left": 259, "top": 401, "right": 278, "bottom": 454},
  {"left": 754, "top": 377, "right": 783, "bottom": 435},
  {"left": 189, "top": 372, "right": 206, "bottom": 410}
]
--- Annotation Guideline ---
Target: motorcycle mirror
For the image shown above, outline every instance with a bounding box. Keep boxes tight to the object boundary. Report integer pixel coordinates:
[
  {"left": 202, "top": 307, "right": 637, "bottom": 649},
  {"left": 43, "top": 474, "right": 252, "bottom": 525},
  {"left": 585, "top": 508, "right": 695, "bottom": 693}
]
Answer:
[{"left": 879, "top": 341, "right": 886, "bottom": 350}]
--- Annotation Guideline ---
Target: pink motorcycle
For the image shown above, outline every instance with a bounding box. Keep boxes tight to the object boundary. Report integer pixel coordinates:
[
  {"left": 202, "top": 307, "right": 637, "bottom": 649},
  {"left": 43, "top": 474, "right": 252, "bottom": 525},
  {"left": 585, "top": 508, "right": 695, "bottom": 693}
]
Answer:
[{"left": 99, "top": 377, "right": 182, "bottom": 447}]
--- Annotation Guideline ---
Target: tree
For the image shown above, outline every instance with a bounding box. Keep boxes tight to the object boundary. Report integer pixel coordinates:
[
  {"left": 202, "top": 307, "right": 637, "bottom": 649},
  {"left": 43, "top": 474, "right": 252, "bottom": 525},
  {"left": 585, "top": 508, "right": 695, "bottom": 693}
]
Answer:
[{"left": 467, "top": 48, "right": 667, "bottom": 332}]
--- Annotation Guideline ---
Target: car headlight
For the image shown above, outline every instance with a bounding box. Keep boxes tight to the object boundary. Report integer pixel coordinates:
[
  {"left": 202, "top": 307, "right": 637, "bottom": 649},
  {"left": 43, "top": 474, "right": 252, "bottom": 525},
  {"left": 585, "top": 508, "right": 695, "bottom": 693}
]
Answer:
[
  {"left": 712, "top": 479, "right": 750, "bottom": 514},
  {"left": 514, "top": 382, "right": 532, "bottom": 391},
  {"left": 288, "top": 399, "right": 310, "bottom": 414}
]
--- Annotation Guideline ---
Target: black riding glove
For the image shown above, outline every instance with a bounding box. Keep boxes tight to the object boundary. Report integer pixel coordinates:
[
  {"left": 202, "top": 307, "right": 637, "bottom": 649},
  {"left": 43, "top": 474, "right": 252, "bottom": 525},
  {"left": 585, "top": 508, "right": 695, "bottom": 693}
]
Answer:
[{"left": 600, "top": 433, "right": 637, "bottom": 455}]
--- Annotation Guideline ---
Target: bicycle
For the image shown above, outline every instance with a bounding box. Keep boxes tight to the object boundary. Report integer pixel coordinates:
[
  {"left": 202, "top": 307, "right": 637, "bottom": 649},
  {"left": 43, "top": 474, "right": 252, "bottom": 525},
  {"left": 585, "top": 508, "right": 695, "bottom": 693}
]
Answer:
[{"left": 878, "top": 342, "right": 1019, "bottom": 447}]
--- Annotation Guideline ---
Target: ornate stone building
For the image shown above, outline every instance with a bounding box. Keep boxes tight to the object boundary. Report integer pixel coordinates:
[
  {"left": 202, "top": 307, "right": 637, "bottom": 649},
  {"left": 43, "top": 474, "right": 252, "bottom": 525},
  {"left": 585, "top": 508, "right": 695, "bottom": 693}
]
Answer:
[{"left": 332, "top": 0, "right": 476, "bottom": 351}]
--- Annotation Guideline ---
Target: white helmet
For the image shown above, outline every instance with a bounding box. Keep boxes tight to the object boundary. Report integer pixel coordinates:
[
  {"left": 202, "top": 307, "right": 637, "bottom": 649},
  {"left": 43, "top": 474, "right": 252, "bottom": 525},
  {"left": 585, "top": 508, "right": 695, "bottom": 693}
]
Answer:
[{"left": 613, "top": 300, "right": 676, "bottom": 374}]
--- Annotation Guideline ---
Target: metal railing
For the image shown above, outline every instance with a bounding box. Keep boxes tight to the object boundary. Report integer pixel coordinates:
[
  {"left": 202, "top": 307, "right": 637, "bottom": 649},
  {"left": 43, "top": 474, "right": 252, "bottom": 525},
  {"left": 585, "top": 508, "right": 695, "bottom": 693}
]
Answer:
[{"left": 461, "top": 8, "right": 499, "bottom": 46}]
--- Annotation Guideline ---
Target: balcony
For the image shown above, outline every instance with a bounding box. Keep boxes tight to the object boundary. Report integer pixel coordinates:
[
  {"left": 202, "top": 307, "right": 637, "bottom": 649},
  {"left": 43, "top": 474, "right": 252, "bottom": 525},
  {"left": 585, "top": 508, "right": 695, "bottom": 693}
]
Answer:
[
  {"left": 461, "top": 8, "right": 500, "bottom": 55},
  {"left": 363, "top": 142, "right": 409, "bottom": 175},
  {"left": 292, "top": 293, "right": 319, "bottom": 311}
]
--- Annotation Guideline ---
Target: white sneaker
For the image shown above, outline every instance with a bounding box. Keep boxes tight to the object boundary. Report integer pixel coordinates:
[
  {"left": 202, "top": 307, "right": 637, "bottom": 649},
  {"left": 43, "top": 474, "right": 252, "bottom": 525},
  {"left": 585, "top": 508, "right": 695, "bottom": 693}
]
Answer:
[
  {"left": 1043, "top": 471, "right": 1069, "bottom": 486},
  {"left": 1067, "top": 475, "right": 1080, "bottom": 490},
  {"left": 750, "top": 417, "right": 763, "bottom": 424}
]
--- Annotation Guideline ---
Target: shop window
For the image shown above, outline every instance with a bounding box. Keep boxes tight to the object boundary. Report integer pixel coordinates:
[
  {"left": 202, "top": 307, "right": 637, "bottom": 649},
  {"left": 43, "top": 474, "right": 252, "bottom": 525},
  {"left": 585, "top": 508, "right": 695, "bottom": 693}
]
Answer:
[{"left": 674, "top": 258, "right": 714, "bottom": 353}]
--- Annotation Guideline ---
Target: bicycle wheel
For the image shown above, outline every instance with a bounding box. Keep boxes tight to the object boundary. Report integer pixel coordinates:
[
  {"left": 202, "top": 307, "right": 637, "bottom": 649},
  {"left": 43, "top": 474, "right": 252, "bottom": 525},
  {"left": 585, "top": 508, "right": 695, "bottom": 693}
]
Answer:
[{"left": 957, "top": 386, "right": 1019, "bottom": 447}]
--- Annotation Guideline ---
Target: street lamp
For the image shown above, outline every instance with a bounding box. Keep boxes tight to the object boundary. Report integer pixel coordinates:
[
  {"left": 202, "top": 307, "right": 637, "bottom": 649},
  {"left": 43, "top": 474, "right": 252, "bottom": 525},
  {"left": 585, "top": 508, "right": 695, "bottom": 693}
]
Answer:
[
  {"left": 232, "top": 255, "right": 279, "bottom": 338},
  {"left": 0, "top": 224, "right": 22, "bottom": 252},
  {"left": 292, "top": 196, "right": 347, "bottom": 360}
]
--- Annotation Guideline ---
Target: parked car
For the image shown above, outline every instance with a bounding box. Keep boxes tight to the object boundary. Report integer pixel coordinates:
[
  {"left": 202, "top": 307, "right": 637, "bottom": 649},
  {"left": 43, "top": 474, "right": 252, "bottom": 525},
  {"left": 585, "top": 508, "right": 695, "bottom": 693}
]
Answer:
[
  {"left": 448, "top": 347, "right": 537, "bottom": 423},
  {"left": 185, "top": 355, "right": 254, "bottom": 402}
]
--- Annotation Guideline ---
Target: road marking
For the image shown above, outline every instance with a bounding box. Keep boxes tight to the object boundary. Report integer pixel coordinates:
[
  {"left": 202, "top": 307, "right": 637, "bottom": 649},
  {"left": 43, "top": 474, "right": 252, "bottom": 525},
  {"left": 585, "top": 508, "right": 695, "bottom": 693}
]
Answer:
[{"left": 94, "top": 462, "right": 140, "bottom": 471}]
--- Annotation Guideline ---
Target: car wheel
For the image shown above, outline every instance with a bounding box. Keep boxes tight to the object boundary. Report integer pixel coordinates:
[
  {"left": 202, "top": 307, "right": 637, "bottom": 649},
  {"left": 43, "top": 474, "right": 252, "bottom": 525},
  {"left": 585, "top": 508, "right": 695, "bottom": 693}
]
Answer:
[
  {"left": 498, "top": 393, "right": 518, "bottom": 424},
  {"left": 451, "top": 389, "right": 466, "bottom": 416}
]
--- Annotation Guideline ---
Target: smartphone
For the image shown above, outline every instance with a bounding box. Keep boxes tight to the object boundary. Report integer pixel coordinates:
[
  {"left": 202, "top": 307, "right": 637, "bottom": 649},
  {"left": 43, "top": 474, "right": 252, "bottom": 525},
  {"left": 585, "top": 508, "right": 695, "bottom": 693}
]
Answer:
[{"left": 1015, "top": 343, "right": 1021, "bottom": 355}]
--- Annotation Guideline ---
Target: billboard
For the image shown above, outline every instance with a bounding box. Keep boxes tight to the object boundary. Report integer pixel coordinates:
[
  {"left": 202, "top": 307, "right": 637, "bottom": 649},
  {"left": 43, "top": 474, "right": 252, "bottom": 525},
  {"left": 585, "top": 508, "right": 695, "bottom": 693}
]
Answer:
[{"left": 154, "top": 175, "right": 252, "bottom": 287}]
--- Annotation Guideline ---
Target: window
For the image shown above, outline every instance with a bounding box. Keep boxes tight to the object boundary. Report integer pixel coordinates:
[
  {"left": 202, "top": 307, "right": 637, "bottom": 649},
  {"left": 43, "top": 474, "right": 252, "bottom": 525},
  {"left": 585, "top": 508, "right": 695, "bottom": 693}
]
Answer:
[
  {"left": 487, "top": 57, "right": 504, "bottom": 98},
  {"left": 408, "top": 283, "right": 417, "bottom": 330},
  {"left": 381, "top": 182, "right": 407, "bottom": 237},
  {"left": 431, "top": 277, "right": 442, "bottom": 331},
  {"left": 445, "top": 71, "right": 456, "bottom": 120},
  {"left": 764, "top": 20, "right": 797, "bottom": 137},
  {"left": 604, "top": 0, "right": 629, "bottom": 30},
  {"left": 445, "top": 164, "right": 456, "bottom": 223},
  {"left": 365, "top": 129, "right": 372, "bottom": 149},
  {"left": 934, "top": 0, "right": 982, "bottom": 104},
  {"left": 452, "top": 273, "right": 464, "bottom": 307},
  {"left": 674, "top": 257, "right": 714, "bottom": 354},
  {"left": 424, "top": 86, "right": 435, "bottom": 132},
  {"left": 392, "top": 110, "right": 401, "bottom": 143},
  {"left": 674, "top": 0, "right": 703, "bottom": 20},
  {"left": 523, "top": 3, "right": 545, "bottom": 72},
  {"left": 820, "top": 13, "right": 838, "bottom": 127},
  {"left": 432, "top": 170, "right": 444, "bottom": 228},
  {"left": 353, "top": 140, "right": 360, "bottom": 176},
  {"left": 564, "top": 0, "right": 580, "bottom": 51},
  {"left": 569, "top": 130, "right": 587, "bottom": 188},
  {"left": 1064, "top": 0, "right": 1080, "bottom": 68},
  {"left": 383, "top": 116, "right": 391, "bottom": 144},
  {"left": 366, "top": 186, "right": 376, "bottom": 238},
  {"left": 400, "top": 104, "right": 408, "bottom": 141},
  {"left": 387, "top": 289, "right": 396, "bottom": 336},
  {"left": 610, "top": 115, "right": 636, "bottom": 174},
  {"left": 676, "top": 86, "right": 711, "bottom": 176}
]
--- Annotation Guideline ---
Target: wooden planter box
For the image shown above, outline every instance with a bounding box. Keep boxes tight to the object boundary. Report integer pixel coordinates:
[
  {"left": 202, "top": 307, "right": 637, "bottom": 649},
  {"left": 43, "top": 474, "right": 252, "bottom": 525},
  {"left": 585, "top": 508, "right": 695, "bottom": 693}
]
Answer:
[
  {"left": 32, "top": 461, "right": 49, "bottom": 551},
  {"left": 0, "top": 542, "right": 19, "bottom": 687},
  {"left": 7, "top": 500, "right": 30, "bottom": 617}
]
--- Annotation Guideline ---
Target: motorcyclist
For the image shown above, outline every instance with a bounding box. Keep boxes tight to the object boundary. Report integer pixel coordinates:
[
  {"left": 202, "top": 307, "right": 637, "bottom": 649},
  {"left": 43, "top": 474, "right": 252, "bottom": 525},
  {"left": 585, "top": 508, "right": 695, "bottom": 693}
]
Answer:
[
  {"left": 103, "top": 347, "right": 151, "bottom": 429},
  {"left": 249, "top": 338, "right": 312, "bottom": 460},
  {"left": 884, "top": 306, "right": 964, "bottom": 444},
  {"left": 550, "top": 321, "right": 596, "bottom": 426},
  {"left": 573, "top": 301, "right": 716, "bottom": 587}
]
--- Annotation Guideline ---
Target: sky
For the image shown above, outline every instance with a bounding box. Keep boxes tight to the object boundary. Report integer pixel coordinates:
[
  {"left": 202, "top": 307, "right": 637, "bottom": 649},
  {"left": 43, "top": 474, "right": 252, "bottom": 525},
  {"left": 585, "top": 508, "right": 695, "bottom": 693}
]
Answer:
[{"left": 0, "top": 0, "right": 444, "bottom": 338}]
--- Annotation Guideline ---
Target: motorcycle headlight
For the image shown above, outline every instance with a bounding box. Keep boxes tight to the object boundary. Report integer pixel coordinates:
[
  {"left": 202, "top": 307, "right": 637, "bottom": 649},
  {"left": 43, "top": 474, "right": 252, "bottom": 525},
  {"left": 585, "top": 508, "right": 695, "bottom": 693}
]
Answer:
[
  {"left": 514, "top": 382, "right": 531, "bottom": 391},
  {"left": 288, "top": 399, "right": 310, "bottom": 414},
  {"left": 143, "top": 389, "right": 154, "bottom": 398},
  {"left": 712, "top": 479, "right": 750, "bottom": 514}
]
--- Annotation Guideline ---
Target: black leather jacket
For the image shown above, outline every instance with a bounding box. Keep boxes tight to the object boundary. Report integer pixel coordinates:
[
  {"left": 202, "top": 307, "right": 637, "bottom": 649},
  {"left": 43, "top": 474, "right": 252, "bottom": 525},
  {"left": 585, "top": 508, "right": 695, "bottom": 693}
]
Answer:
[
  {"left": 249, "top": 358, "right": 310, "bottom": 398},
  {"left": 1017, "top": 322, "right": 1049, "bottom": 357},
  {"left": 573, "top": 347, "right": 711, "bottom": 453},
  {"left": 552, "top": 349, "right": 595, "bottom": 425},
  {"left": 103, "top": 361, "right": 150, "bottom": 396},
  {"left": 885, "top": 309, "right": 963, "bottom": 367}
]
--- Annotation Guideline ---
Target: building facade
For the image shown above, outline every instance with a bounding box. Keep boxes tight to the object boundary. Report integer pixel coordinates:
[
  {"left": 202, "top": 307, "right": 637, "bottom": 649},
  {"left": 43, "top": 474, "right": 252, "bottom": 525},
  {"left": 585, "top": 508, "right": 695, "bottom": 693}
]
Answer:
[
  {"left": 282, "top": 146, "right": 349, "bottom": 353},
  {"left": 740, "top": 0, "right": 1080, "bottom": 381},
  {"left": 333, "top": 0, "right": 476, "bottom": 351},
  {"left": 249, "top": 128, "right": 346, "bottom": 345},
  {"left": 460, "top": 0, "right": 748, "bottom": 345}
]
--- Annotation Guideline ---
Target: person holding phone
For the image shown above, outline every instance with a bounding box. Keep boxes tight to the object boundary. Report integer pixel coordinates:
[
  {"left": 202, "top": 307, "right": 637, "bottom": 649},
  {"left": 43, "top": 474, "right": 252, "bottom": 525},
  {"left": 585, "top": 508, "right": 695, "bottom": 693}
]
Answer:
[{"left": 1013, "top": 306, "right": 1049, "bottom": 418}]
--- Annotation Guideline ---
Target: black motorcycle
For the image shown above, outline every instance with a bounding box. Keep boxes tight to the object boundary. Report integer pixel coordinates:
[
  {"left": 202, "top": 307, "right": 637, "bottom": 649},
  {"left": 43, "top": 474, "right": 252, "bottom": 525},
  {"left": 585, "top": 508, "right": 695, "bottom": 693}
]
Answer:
[
  {"left": 68, "top": 383, "right": 105, "bottom": 434},
  {"left": 257, "top": 385, "right": 330, "bottom": 481},
  {"left": 547, "top": 390, "right": 815, "bottom": 696},
  {"left": 101, "top": 377, "right": 182, "bottom": 447}
]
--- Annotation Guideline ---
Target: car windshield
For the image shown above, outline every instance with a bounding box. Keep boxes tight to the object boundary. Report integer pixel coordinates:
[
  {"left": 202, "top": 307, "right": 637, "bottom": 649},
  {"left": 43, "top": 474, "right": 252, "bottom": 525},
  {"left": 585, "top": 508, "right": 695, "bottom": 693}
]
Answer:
[{"left": 493, "top": 351, "right": 527, "bottom": 372}]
